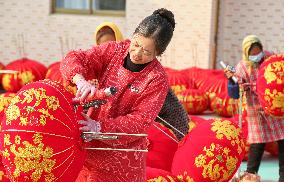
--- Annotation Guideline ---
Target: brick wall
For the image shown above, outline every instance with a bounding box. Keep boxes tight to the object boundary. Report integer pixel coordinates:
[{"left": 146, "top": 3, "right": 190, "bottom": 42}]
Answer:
[
  {"left": 217, "top": 0, "right": 284, "bottom": 68},
  {"left": 0, "top": 0, "right": 214, "bottom": 69}
]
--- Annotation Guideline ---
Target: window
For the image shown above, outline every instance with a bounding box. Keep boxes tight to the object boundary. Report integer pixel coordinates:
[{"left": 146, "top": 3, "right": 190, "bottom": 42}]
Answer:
[{"left": 52, "top": 0, "right": 126, "bottom": 16}]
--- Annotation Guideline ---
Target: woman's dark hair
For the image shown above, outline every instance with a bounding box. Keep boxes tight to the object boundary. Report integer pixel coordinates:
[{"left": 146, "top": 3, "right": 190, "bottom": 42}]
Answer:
[
  {"left": 249, "top": 42, "right": 263, "bottom": 54},
  {"left": 134, "top": 8, "right": 175, "bottom": 56}
]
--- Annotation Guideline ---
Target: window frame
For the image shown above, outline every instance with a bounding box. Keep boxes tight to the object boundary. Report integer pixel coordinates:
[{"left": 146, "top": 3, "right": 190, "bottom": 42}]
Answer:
[{"left": 51, "top": 0, "right": 126, "bottom": 16}]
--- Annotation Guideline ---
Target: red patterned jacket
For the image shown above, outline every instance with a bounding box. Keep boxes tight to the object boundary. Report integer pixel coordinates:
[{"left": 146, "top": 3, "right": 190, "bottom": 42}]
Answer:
[{"left": 60, "top": 40, "right": 168, "bottom": 182}]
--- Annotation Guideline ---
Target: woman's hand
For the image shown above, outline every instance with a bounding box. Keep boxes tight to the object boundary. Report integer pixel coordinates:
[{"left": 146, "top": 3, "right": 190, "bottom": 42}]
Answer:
[
  {"left": 75, "top": 79, "right": 96, "bottom": 102},
  {"left": 79, "top": 112, "right": 101, "bottom": 142},
  {"left": 224, "top": 67, "right": 235, "bottom": 79}
]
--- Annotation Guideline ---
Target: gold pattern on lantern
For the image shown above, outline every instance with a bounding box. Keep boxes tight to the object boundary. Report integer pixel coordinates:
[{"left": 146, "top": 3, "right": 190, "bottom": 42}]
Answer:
[
  {"left": 5, "top": 88, "right": 60, "bottom": 126},
  {"left": 9, "top": 133, "right": 56, "bottom": 181},
  {"left": 194, "top": 143, "right": 238, "bottom": 181},
  {"left": 4, "top": 134, "right": 12, "bottom": 146},
  {"left": 19, "top": 117, "right": 28, "bottom": 126},
  {"left": 19, "top": 71, "right": 35, "bottom": 85},
  {"left": 147, "top": 176, "right": 176, "bottom": 182},
  {"left": 2, "top": 149, "right": 10, "bottom": 160},
  {"left": 6, "top": 105, "right": 20, "bottom": 125},
  {"left": 171, "top": 85, "right": 186, "bottom": 94},
  {"left": 176, "top": 172, "right": 195, "bottom": 182},
  {"left": 2, "top": 74, "right": 13, "bottom": 90},
  {"left": 211, "top": 119, "right": 245, "bottom": 154},
  {"left": 15, "top": 135, "right": 21, "bottom": 145},
  {"left": 0, "top": 94, "right": 15, "bottom": 112},
  {"left": 264, "top": 61, "right": 284, "bottom": 84},
  {"left": 264, "top": 88, "right": 284, "bottom": 113}
]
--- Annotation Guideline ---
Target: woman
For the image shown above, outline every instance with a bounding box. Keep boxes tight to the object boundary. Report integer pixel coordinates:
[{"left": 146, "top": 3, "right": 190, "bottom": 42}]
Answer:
[
  {"left": 60, "top": 8, "right": 175, "bottom": 182},
  {"left": 95, "top": 21, "right": 188, "bottom": 140},
  {"left": 225, "top": 35, "right": 284, "bottom": 182},
  {"left": 94, "top": 22, "right": 124, "bottom": 45}
]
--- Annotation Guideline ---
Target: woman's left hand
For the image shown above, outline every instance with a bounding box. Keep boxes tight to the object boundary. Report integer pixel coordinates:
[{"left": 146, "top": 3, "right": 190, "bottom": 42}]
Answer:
[{"left": 79, "top": 112, "right": 101, "bottom": 142}]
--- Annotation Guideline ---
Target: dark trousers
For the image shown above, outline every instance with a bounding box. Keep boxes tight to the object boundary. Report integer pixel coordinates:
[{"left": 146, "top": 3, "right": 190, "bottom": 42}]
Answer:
[{"left": 246, "top": 140, "right": 284, "bottom": 182}]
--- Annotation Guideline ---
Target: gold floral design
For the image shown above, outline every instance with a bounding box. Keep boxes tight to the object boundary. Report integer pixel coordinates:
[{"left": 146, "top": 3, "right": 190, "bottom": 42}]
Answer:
[
  {"left": 264, "top": 88, "right": 284, "bottom": 113},
  {"left": 264, "top": 61, "right": 284, "bottom": 84},
  {"left": 211, "top": 119, "right": 245, "bottom": 154},
  {"left": 19, "top": 71, "right": 35, "bottom": 85},
  {"left": 176, "top": 172, "right": 194, "bottom": 182},
  {"left": 147, "top": 176, "right": 176, "bottom": 182},
  {"left": 5, "top": 88, "right": 60, "bottom": 126},
  {"left": 2, "top": 74, "right": 13, "bottom": 90},
  {"left": 6, "top": 133, "right": 56, "bottom": 182},
  {"left": 6, "top": 105, "right": 20, "bottom": 125},
  {"left": 0, "top": 94, "right": 15, "bottom": 112},
  {"left": 194, "top": 143, "right": 238, "bottom": 181}
]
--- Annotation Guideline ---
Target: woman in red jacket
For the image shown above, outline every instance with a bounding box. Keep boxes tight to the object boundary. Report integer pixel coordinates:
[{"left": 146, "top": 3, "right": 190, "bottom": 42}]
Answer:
[{"left": 60, "top": 8, "right": 175, "bottom": 182}]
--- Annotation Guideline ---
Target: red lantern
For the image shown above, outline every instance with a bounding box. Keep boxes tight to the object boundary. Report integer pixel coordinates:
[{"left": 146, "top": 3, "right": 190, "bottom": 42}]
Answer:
[
  {"left": 172, "top": 118, "right": 245, "bottom": 182},
  {"left": 0, "top": 80, "right": 86, "bottom": 181},
  {"left": 177, "top": 89, "right": 208, "bottom": 114},
  {"left": 146, "top": 122, "right": 178, "bottom": 172},
  {"left": 0, "top": 92, "right": 16, "bottom": 120},
  {"left": 257, "top": 54, "right": 284, "bottom": 118},
  {"left": 210, "top": 93, "right": 238, "bottom": 117},
  {"left": 2, "top": 58, "right": 47, "bottom": 92},
  {"left": 167, "top": 71, "right": 195, "bottom": 94},
  {"left": 45, "top": 62, "right": 77, "bottom": 95}
]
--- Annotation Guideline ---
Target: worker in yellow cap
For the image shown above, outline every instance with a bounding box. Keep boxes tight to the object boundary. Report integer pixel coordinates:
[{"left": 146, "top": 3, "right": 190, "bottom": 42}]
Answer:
[{"left": 94, "top": 22, "right": 124, "bottom": 45}]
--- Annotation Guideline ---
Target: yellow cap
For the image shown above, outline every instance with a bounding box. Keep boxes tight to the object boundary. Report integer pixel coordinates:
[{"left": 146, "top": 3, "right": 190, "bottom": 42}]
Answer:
[{"left": 94, "top": 22, "right": 124, "bottom": 44}]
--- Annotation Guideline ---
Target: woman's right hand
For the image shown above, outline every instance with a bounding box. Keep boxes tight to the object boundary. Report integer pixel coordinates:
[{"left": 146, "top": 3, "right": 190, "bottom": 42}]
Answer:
[
  {"left": 224, "top": 67, "right": 235, "bottom": 79},
  {"left": 75, "top": 79, "right": 96, "bottom": 102}
]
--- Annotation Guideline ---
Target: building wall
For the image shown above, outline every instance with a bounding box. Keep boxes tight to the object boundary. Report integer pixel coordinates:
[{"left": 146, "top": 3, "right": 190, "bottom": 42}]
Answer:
[
  {"left": 217, "top": 0, "right": 284, "bottom": 68},
  {"left": 0, "top": 0, "right": 215, "bottom": 69}
]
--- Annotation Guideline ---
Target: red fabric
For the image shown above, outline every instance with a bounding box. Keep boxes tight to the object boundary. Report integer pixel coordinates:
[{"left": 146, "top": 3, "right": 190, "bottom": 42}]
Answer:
[
  {"left": 177, "top": 89, "right": 208, "bottom": 114},
  {"left": 0, "top": 80, "right": 86, "bottom": 181},
  {"left": 2, "top": 58, "right": 47, "bottom": 92},
  {"left": 60, "top": 40, "right": 168, "bottom": 182},
  {"left": 257, "top": 54, "right": 284, "bottom": 118},
  {"left": 146, "top": 122, "right": 178, "bottom": 171},
  {"left": 45, "top": 61, "right": 77, "bottom": 95},
  {"left": 172, "top": 118, "right": 245, "bottom": 182},
  {"left": 235, "top": 54, "right": 284, "bottom": 143}
]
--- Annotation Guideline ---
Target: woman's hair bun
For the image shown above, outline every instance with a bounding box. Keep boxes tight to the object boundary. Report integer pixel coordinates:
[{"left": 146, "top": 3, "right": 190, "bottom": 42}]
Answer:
[{"left": 153, "top": 8, "right": 175, "bottom": 30}]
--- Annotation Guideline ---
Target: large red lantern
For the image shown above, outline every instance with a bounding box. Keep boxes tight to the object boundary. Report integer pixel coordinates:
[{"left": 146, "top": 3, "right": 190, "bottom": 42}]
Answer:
[
  {"left": 2, "top": 58, "right": 47, "bottom": 92},
  {"left": 257, "top": 54, "right": 284, "bottom": 118},
  {"left": 210, "top": 93, "right": 238, "bottom": 117},
  {"left": 0, "top": 80, "right": 86, "bottom": 181},
  {"left": 172, "top": 118, "right": 245, "bottom": 182},
  {"left": 45, "top": 62, "right": 77, "bottom": 95},
  {"left": 146, "top": 122, "right": 178, "bottom": 172},
  {"left": 177, "top": 89, "right": 208, "bottom": 114}
]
